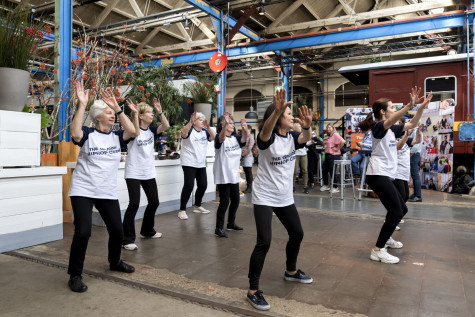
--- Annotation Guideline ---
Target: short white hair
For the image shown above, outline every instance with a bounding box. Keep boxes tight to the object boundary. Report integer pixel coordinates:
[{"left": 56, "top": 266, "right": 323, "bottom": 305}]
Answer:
[
  {"left": 195, "top": 112, "right": 206, "bottom": 120},
  {"left": 88, "top": 99, "right": 108, "bottom": 125}
]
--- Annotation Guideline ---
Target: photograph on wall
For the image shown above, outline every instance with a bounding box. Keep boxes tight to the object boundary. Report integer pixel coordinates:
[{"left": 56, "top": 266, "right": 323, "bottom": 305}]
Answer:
[
  {"left": 422, "top": 172, "right": 438, "bottom": 190},
  {"left": 345, "top": 108, "right": 371, "bottom": 133},
  {"left": 438, "top": 132, "right": 453, "bottom": 155},
  {"left": 439, "top": 113, "right": 454, "bottom": 132},
  {"left": 437, "top": 154, "right": 453, "bottom": 174},
  {"left": 438, "top": 172, "right": 453, "bottom": 192},
  {"left": 420, "top": 135, "right": 438, "bottom": 168}
]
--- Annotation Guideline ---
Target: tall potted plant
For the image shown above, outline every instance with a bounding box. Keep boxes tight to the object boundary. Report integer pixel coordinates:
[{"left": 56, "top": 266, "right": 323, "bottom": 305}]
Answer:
[
  {"left": 0, "top": 3, "right": 51, "bottom": 111},
  {"left": 183, "top": 74, "right": 218, "bottom": 122}
]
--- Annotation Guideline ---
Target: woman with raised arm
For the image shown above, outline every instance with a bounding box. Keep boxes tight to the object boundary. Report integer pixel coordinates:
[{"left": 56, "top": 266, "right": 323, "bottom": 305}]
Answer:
[
  {"left": 213, "top": 112, "right": 248, "bottom": 238},
  {"left": 178, "top": 112, "right": 216, "bottom": 220},
  {"left": 67, "top": 82, "right": 140, "bottom": 293},
  {"left": 246, "top": 89, "right": 313, "bottom": 311},
  {"left": 241, "top": 125, "right": 255, "bottom": 194},
  {"left": 358, "top": 87, "right": 432, "bottom": 264},
  {"left": 122, "top": 98, "right": 170, "bottom": 251}
]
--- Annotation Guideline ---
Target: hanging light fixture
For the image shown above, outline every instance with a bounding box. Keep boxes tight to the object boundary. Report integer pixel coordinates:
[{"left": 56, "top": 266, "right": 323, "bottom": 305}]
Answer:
[
  {"left": 245, "top": 71, "right": 258, "bottom": 119},
  {"left": 184, "top": 19, "right": 190, "bottom": 30},
  {"left": 258, "top": 5, "right": 265, "bottom": 15}
]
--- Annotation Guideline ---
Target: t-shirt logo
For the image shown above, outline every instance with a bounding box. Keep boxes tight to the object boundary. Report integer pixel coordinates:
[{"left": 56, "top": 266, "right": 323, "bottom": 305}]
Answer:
[
  {"left": 270, "top": 150, "right": 296, "bottom": 165},
  {"left": 137, "top": 136, "right": 153, "bottom": 147},
  {"left": 225, "top": 144, "right": 240, "bottom": 153},
  {"left": 88, "top": 145, "right": 120, "bottom": 156}
]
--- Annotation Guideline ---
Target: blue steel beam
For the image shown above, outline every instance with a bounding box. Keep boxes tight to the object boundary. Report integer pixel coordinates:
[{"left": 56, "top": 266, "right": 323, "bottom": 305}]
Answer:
[
  {"left": 139, "top": 11, "right": 466, "bottom": 67},
  {"left": 183, "top": 0, "right": 259, "bottom": 41},
  {"left": 58, "top": 0, "right": 72, "bottom": 141}
]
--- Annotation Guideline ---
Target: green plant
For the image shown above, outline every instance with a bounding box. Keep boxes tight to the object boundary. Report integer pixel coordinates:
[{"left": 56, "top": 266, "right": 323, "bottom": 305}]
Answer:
[
  {"left": 124, "top": 64, "right": 183, "bottom": 125},
  {"left": 163, "top": 121, "right": 185, "bottom": 151},
  {"left": 0, "top": 2, "right": 51, "bottom": 70},
  {"left": 21, "top": 104, "right": 52, "bottom": 129},
  {"left": 183, "top": 74, "right": 219, "bottom": 105}
]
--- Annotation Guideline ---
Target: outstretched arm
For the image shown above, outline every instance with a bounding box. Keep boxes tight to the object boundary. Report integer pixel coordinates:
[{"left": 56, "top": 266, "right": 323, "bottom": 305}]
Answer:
[
  {"left": 405, "top": 92, "right": 433, "bottom": 131},
  {"left": 71, "top": 81, "right": 89, "bottom": 143},
  {"left": 218, "top": 112, "right": 231, "bottom": 143},
  {"left": 153, "top": 98, "right": 170, "bottom": 134},
  {"left": 260, "top": 88, "right": 293, "bottom": 142},
  {"left": 295, "top": 105, "right": 312, "bottom": 144},
  {"left": 383, "top": 86, "right": 422, "bottom": 130},
  {"left": 181, "top": 112, "right": 195, "bottom": 138},
  {"left": 204, "top": 119, "right": 216, "bottom": 141},
  {"left": 124, "top": 99, "right": 140, "bottom": 140},
  {"left": 100, "top": 89, "right": 136, "bottom": 137}
]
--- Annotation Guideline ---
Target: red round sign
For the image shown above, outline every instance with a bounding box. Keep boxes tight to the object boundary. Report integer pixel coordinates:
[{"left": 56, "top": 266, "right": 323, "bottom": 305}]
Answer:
[{"left": 209, "top": 52, "right": 228, "bottom": 72}]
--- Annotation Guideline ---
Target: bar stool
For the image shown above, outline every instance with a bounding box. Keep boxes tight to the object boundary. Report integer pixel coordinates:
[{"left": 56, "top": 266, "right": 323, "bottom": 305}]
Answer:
[
  {"left": 330, "top": 159, "right": 355, "bottom": 200},
  {"left": 357, "top": 150, "right": 373, "bottom": 200},
  {"left": 314, "top": 147, "right": 324, "bottom": 186}
]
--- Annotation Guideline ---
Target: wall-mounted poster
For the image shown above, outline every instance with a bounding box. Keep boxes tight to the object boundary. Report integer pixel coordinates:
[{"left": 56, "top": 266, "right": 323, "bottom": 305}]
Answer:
[{"left": 345, "top": 108, "right": 372, "bottom": 134}]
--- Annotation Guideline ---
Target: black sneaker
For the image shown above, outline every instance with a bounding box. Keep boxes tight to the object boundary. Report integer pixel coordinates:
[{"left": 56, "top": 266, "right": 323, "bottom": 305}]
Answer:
[
  {"left": 226, "top": 223, "right": 243, "bottom": 231},
  {"left": 110, "top": 260, "right": 135, "bottom": 273},
  {"left": 284, "top": 269, "right": 313, "bottom": 284},
  {"left": 408, "top": 196, "right": 422, "bottom": 202},
  {"left": 215, "top": 228, "right": 228, "bottom": 238},
  {"left": 246, "top": 290, "right": 270, "bottom": 311},
  {"left": 303, "top": 186, "right": 310, "bottom": 194},
  {"left": 68, "top": 275, "right": 88, "bottom": 293}
]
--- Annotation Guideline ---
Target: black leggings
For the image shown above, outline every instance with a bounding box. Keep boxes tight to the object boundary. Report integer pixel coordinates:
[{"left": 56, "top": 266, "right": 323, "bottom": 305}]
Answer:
[
  {"left": 216, "top": 183, "right": 240, "bottom": 229},
  {"left": 248, "top": 204, "right": 304, "bottom": 290},
  {"left": 243, "top": 166, "right": 253, "bottom": 185},
  {"left": 68, "top": 196, "right": 123, "bottom": 277},
  {"left": 123, "top": 178, "right": 159, "bottom": 244},
  {"left": 307, "top": 151, "right": 318, "bottom": 185},
  {"left": 392, "top": 179, "right": 409, "bottom": 203},
  {"left": 366, "top": 175, "right": 408, "bottom": 248},
  {"left": 180, "top": 166, "right": 207, "bottom": 210}
]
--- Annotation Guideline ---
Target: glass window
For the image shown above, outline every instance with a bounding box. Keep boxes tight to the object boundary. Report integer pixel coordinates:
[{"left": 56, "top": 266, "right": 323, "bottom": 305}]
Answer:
[{"left": 424, "top": 76, "right": 456, "bottom": 102}]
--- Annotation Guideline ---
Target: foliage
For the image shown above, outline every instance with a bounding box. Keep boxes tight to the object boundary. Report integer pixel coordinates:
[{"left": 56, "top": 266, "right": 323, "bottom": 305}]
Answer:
[
  {"left": 183, "top": 74, "right": 219, "bottom": 105},
  {"left": 124, "top": 64, "right": 184, "bottom": 125},
  {"left": 292, "top": 93, "right": 313, "bottom": 117},
  {"left": 163, "top": 121, "right": 185, "bottom": 151},
  {"left": 0, "top": 2, "right": 52, "bottom": 70},
  {"left": 366, "top": 56, "right": 383, "bottom": 63},
  {"left": 21, "top": 104, "right": 52, "bottom": 129}
]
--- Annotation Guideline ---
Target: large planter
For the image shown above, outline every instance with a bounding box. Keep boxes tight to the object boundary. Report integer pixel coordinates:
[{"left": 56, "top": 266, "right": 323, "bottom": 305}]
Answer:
[
  {"left": 0, "top": 68, "right": 30, "bottom": 112},
  {"left": 194, "top": 103, "right": 212, "bottom": 121}
]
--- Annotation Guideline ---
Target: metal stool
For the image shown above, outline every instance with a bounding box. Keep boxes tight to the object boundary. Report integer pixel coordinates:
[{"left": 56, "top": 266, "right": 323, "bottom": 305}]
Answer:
[
  {"left": 357, "top": 150, "right": 373, "bottom": 200},
  {"left": 330, "top": 159, "right": 355, "bottom": 200},
  {"left": 314, "top": 148, "right": 324, "bottom": 186}
]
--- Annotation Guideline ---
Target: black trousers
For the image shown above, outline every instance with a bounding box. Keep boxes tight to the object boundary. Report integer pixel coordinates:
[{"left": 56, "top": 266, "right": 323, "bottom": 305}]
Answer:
[
  {"left": 392, "top": 179, "right": 409, "bottom": 203},
  {"left": 180, "top": 166, "right": 208, "bottom": 210},
  {"left": 307, "top": 150, "right": 318, "bottom": 185},
  {"left": 243, "top": 166, "right": 253, "bottom": 185},
  {"left": 322, "top": 154, "right": 341, "bottom": 188},
  {"left": 216, "top": 183, "right": 240, "bottom": 229},
  {"left": 366, "top": 175, "right": 408, "bottom": 248},
  {"left": 123, "top": 178, "right": 159, "bottom": 244},
  {"left": 68, "top": 196, "right": 123, "bottom": 277},
  {"left": 248, "top": 204, "right": 304, "bottom": 290}
]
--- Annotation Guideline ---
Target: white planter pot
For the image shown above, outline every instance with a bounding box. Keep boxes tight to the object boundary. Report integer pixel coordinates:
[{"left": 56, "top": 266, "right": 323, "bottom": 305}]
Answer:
[
  {"left": 0, "top": 68, "right": 30, "bottom": 112},
  {"left": 194, "top": 103, "right": 212, "bottom": 121}
]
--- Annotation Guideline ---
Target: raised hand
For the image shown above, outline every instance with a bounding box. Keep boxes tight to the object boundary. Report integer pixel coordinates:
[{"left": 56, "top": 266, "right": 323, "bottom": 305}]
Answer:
[
  {"left": 190, "top": 112, "right": 197, "bottom": 124},
  {"left": 223, "top": 112, "right": 232, "bottom": 125},
  {"left": 153, "top": 97, "right": 162, "bottom": 113},
  {"left": 100, "top": 88, "right": 120, "bottom": 112},
  {"left": 126, "top": 99, "right": 138, "bottom": 115},
  {"left": 75, "top": 81, "right": 89, "bottom": 106},
  {"left": 203, "top": 119, "right": 210, "bottom": 130},
  {"left": 295, "top": 105, "right": 312, "bottom": 129},
  {"left": 421, "top": 91, "right": 433, "bottom": 107},
  {"left": 409, "top": 86, "right": 422, "bottom": 107},
  {"left": 240, "top": 118, "right": 249, "bottom": 133},
  {"left": 273, "top": 88, "right": 293, "bottom": 114}
]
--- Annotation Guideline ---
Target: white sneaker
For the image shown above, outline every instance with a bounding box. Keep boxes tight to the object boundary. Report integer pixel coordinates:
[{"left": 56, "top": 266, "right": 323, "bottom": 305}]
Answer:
[
  {"left": 370, "top": 248, "right": 399, "bottom": 264},
  {"left": 140, "top": 232, "right": 162, "bottom": 238},
  {"left": 330, "top": 187, "right": 340, "bottom": 194},
  {"left": 193, "top": 206, "right": 210, "bottom": 214},
  {"left": 385, "top": 236, "right": 403, "bottom": 249},
  {"left": 122, "top": 243, "right": 138, "bottom": 251},
  {"left": 394, "top": 226, "right": 401, "bottom": 231},
  {"left": 320, "top": 185, "right": 330, "bottom": 191},
  {"left": 178, "top": 210, "right": 188, "bottom": 220},
  {"left": 399, "top": 219, "right": 405, "bottom": 224}
]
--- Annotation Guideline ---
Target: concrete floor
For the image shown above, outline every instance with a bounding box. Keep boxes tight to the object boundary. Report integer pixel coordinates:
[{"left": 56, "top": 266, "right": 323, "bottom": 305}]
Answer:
[{"left": 2, "top": 184, "right": 475, "bottom": 317}]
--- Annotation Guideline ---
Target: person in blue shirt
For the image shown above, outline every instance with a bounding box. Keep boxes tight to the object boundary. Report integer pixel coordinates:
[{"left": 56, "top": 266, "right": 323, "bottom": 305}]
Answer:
[{"left": 350, "top": 128, "right": 372, "bottom": 177}]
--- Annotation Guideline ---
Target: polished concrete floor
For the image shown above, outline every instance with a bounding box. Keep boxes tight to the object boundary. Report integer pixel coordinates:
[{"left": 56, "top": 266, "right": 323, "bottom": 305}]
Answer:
[{"left": 3, "top": 183, "right": 475, "bottom": 317}]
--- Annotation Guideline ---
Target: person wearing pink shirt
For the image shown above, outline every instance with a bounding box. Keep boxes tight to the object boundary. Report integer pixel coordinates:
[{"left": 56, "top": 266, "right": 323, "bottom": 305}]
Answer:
[{"left": 320, "top": 124, "right": 345, "bottom": 193}]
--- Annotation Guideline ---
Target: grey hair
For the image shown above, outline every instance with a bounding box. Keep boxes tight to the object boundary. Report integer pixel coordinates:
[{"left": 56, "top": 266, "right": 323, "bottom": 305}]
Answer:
[
  {"left": 88, "top": 99, "right": 108, "bottom": 125},
  {"left": 195, "top": 112, "right": 206, "bottom": 120},
  {"left": 456, "top": 165, "right": 467, "bottom": 174}
]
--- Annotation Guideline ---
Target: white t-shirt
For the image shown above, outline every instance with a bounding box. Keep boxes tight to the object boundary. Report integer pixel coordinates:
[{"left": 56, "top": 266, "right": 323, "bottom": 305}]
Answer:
[
  {"left": 180, "top": 127, "right": 211, "bottom": 168},
  {"left": 69, "top": 127, "right": 126, "bottom": 199},
  {"left": 295, "top": 147, "right": 307, "bottom": 156},
  {"left": 395, "top": 137, "right": 413, "bottom": 181},
  {"left": 213, "top": 133, "right": 245, "bottom": 184},
  {"left": 367, "top": 121, "right": 404, "bottom": 178},
  {"left": 252, "top": 131, "right": 303, "bottom": 207},
  {"left": 125, "top": 126, "right": 162, "bottom": 180}
]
